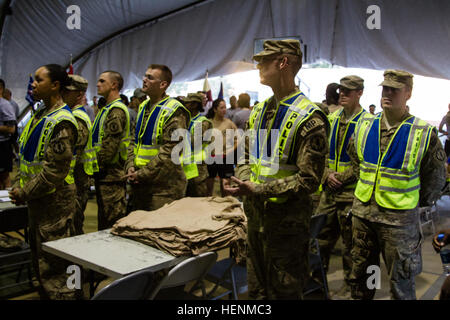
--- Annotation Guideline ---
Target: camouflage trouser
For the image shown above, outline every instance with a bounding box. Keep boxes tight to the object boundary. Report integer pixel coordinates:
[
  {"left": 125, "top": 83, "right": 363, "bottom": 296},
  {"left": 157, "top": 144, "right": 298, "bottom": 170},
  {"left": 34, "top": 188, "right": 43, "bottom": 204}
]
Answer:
[
  {"left": 247, "top": 228, "right": 310, "bottom": 300},
  {"left": 315, "top": 191, "right": 353, "bottom": 283},
  {"left": 311, "top": 192, "right": 321, "bottom": 213},
  {"left": 28, "top": 184, "right": 83, "bottom": 300},
  {"left": 128, "top": 183, "right": 182, "bottom": 212},
  {"left": 349, "top": 216, "right": 423, "bottom": 300},
  {"left": 96, "top": 181, "right": 127, "bottom": 230},
  {"left": 74, "top": 183, "right": 90, "bottom": 235}
]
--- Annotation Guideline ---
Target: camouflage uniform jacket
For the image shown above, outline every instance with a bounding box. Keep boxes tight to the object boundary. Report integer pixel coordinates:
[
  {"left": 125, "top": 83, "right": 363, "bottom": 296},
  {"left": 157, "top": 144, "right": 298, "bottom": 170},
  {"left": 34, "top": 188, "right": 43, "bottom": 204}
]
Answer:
[
  {"left": 14, "top": 108, "right": 78, "bottom": 203},
  {"left": 235, "top": 95, "right": 330, "bottom": 233},
  {"left": 125, "top": 98, "right": 190, "bottom": 199},
  {"left": 321, "top": 108, "right": 362, "bottom": 203},
  {"left": 348, "top": 112, "right": 446, "bottom": 226},
  {"left": 73, "top": 117, "right": 90, "bottom": 191},
  {"left": 96, "top": 107, "right": 128, "bottom": 182}
]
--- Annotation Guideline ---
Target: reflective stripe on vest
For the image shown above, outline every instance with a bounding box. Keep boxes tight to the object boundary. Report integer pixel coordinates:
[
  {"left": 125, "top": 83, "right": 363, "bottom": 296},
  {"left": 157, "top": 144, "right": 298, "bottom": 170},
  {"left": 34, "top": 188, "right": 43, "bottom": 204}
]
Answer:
[
  {"left": 91, "top": 98, "right": 130, "bottom": 164},
  {"left": 354, "top": 113, "right": 433, "bottom": 210},
  {"left": 189, "top": 114, "right": 212, "bottom": 162},
  {"left": 248, "top": 91, "right": 325, "bottom": 203},
  {"left": 19, "top": 105, "right": 78, "bottom": 192},
  {"left": 73, "top": 105, "right": 99, "bottom": 175},
  {"left": 327, "top": 108, "right": 366, "bottom": 189},
  {"left": 134, "top": 97, "right": 187, "bottom": 168},
  {"left": 181, "top": 114, "right": 212, "bottom": 180}
]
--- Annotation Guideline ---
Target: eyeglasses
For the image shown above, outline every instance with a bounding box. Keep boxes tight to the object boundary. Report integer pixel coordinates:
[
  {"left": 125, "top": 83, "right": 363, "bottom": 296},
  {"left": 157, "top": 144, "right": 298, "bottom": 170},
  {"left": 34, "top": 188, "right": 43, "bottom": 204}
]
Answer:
[{"left": 143, "top": 74, "right": 162, "bottom": 82}]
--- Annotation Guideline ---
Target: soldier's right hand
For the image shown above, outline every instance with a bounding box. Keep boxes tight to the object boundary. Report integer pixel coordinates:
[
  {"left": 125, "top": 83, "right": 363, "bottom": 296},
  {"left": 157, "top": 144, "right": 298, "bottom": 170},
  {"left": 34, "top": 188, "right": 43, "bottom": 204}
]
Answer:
[
  {"left": 9, "top": 188, "right": 25, "bottom": 206},
  {"left": 432, "top": 229, "right": 450, "bottom": 252},
  {"left": 327, "top": 172, "right": 343, "bottom": 190},
  {"left": 125, "top": 167, "right": 139, "bottom": 184}
]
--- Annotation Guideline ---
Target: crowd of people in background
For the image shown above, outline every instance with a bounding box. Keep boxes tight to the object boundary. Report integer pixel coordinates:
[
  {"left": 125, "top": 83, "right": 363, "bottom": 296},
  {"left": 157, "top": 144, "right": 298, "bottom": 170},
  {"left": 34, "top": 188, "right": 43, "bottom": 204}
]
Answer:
[{"left": 1, "top": 37, "right": 450, "bottom": 301}]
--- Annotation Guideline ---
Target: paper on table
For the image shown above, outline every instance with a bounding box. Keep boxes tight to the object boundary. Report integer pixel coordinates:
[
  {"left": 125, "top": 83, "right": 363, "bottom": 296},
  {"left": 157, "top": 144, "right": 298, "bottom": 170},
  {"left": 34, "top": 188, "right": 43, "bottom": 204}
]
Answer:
[
  {"left": 0, "top": 197, "right": 11, "bottom": 202},
  {"left": 0, "top": 190, "right": 9, "bottom": 197}
]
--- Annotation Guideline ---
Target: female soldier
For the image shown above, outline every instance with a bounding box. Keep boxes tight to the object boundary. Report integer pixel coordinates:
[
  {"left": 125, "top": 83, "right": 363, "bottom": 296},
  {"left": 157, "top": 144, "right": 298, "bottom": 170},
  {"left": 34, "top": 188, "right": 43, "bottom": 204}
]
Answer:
[{"left": 9, "top": 64, "right": 80, "bottom": 300}]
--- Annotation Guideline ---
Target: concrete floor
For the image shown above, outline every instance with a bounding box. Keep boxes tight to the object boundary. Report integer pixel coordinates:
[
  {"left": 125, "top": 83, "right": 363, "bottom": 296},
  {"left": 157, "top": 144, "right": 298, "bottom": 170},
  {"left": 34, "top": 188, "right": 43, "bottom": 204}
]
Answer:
[{"left": 4, "top": 181, "right": 450, "bottom": 300}]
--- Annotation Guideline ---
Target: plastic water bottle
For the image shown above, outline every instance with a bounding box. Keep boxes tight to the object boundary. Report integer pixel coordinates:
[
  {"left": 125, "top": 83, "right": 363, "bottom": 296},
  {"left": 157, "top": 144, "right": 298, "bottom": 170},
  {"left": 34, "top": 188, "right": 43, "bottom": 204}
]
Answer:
[{"left": 437, "top": 234, "right": 450, "bottom": 276}]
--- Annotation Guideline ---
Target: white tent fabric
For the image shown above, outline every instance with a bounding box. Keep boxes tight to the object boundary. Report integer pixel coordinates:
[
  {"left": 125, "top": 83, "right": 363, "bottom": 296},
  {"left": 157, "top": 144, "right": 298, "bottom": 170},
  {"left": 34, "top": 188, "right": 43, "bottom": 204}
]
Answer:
[{"left": 1, "top": 0, "right": 450, "bottom": 112}]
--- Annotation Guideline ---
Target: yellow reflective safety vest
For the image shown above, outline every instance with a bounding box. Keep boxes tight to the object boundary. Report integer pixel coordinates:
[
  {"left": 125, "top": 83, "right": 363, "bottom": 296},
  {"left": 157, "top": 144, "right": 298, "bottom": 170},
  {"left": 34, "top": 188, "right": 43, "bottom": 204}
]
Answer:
[
  {"left": 134, "top": 97, "right": 188, "bottom": 168},
  {"left": 72, "top": 105, "right": 99, "bottom": 175},
  {"left": 180, "top": 114, "right": 212, "bottom": 180},
  {"left": 354, "top": 113, "right": 433, "bottom": 210},
  {"left": 248, "top": 91, "right": 326, "bottom": 203},
  {"left": 327, "top": 108, "right": 366, "bottom": 189},
  {"left": 91, "top": 98, "right": 130, "bottom": 164},
  {"left": 189, "top": 114, "right": 212, "bottom": 163},
  {"left": 18, "top": 104, "right": 78, "bottom": 192}
]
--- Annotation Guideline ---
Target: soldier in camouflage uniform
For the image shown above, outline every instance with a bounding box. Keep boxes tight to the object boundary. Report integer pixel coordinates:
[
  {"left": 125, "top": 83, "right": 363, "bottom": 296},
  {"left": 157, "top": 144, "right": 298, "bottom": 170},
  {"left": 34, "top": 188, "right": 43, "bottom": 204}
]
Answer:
[
  {"left": 183, "top": 93, "right": 213, "bottom": 197},
  {"left": 92, "top": 71, "right": 130, "bottom": 230},
  {"left": 9, "top": 64, "right": 81, "bottom": 299},
  {"left": 125, "top": 64, "right": 190, "bottom": 211},
  {"left": 62, "top": 74, "right": 95, "bottom": 235},
  {"left": 315, "top": 75, "right": 366, "bottom": 298},
  {"left": 223, "top": 40, "right": 329, "bottom": 299},
  {"left": 347, "top": 70, "right": 446, "bottom": 300}
]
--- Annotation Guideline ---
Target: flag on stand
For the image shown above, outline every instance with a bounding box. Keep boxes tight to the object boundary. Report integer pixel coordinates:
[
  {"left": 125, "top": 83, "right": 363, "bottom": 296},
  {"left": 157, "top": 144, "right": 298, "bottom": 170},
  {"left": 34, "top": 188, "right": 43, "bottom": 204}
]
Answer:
[
  {"left": 203, "top": 70, "right": 212, "bottom": 102},
  {"left": 202, "top": 70, "right": 213, "bottom": 115},
  {"left": 217, "top": 81, "right": 223, "bottom": 100},
  {"left": 25, "top": 74, "right": 34, "bottom": 106},
  {"left": 68, "top": 54, "right": 74, "bottom": 75}
]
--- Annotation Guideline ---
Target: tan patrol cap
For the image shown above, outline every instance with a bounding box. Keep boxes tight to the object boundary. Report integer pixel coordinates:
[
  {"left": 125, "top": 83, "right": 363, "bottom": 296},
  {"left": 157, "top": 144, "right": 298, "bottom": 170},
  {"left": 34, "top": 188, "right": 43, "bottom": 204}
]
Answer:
[
  {"left": 380, "top": 69, "right": 413, "bottom": 89},
  {"left": 339, "top": 75, "right": 364, "bottom": 90},
  {"left": 253, "top": 39, "right": 303, "bottom": 62},
  {"left": 66, "top": 74, "right": 88, "bottom": 91},
  {"left": 183, "top": 93, "right": 204, "bottom": 105}
]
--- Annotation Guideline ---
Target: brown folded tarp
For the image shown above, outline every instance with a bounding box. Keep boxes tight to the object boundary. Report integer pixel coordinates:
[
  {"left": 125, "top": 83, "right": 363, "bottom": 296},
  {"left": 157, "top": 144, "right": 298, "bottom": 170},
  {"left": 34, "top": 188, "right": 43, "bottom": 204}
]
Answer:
[{"left": 111, "top": 197, "right": 247, "bottom": 260}]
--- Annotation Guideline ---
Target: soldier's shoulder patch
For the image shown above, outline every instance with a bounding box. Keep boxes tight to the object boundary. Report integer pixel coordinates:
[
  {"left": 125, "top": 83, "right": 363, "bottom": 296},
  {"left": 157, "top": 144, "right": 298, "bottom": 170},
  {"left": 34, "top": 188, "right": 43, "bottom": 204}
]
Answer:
[
  {"left": 109, "top": 121, "right": 119, "bottom": 133},
  {"left": 309, "top": 133, "right": 327, "bottom": 152},
  {"left": 105, "top": 116, "right": 123, "bottom": 135},
  {"left": 435, "top": 148, "right": 446, "bottom": 162},
  {"left": 301, "top": 116, "right": 325, "bottom": 137},
  {"left": 52, "top": 140, "right": 66, "bottom": 155}
]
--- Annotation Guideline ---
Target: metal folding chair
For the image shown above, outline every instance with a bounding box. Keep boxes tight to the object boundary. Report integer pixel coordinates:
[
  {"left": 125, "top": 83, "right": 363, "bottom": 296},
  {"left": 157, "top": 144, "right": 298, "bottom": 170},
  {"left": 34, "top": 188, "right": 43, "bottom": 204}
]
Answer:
[
  {"left": 205, "top": 257, "right": 247, "bottom": 300},
  {"left": 91, "top": 269, "right": 155, "bottom": 300},
  {"left": 0, "top": 205, "right": 34, "bottom": 295},
  {"left": 304, "top": 212, "right": 330, "bottom": 299},
  {"left": 148, "top": 251, "right": 218, "bottom": 300}
]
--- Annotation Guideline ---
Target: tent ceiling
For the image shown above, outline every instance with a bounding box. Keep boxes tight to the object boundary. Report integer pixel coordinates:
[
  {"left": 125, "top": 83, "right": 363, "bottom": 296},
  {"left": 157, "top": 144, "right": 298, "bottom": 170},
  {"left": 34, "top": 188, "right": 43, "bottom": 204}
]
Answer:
[{"left": 1, "top": 0, "right": 450, "bottom": 109}]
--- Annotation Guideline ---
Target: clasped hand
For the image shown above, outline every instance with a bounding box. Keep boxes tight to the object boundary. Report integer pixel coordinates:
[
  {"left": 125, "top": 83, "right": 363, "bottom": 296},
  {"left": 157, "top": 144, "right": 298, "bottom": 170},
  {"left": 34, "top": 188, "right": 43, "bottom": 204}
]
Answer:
[{"left": 222, "top": 176, "right": 256, "bottom": 197}]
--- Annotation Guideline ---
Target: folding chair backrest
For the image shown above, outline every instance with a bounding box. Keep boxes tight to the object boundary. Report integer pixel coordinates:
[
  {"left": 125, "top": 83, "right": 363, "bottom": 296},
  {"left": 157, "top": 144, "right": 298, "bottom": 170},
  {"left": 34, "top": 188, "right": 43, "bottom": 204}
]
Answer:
[
  {"left": 148, "top": 251, "right": 218, "bottom": 299},
  {"left": 310, "top": 213, "right": 328, "bottom": 239},
  {"left": 91, "top": 269, "right": 154, "bottom": 300}
]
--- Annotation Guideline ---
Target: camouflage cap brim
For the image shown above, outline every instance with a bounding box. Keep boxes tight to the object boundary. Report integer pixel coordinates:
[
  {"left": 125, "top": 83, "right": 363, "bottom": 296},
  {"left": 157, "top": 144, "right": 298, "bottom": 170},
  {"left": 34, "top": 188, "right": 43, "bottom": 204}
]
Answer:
[
  {"left": 379, "top": 79, "right": 405, "bottom": 89},
  {"left": 252, "top": 51, "right": 278, "bottom": 62}
]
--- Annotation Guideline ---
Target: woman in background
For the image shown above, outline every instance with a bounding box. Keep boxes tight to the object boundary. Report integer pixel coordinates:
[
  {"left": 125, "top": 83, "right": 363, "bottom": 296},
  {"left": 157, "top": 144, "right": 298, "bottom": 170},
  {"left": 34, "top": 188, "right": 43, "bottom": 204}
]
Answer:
[{"left": 206, "top": 98, "right": 238, "bottom": 196}]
